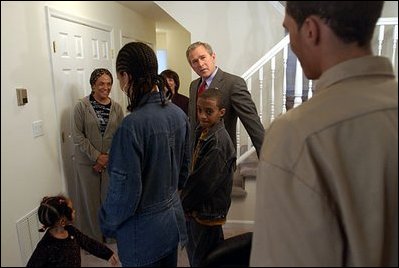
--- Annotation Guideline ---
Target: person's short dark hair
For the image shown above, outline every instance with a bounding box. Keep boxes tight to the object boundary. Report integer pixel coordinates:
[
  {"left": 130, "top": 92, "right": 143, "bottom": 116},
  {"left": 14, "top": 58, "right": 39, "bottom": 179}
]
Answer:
[
  {"left": 90, "top": 68, "right": 113, "bottom": 87},
  {"left": 160, "top": 69, "right": 180, "bottom": 92},
  {"left": 198, "top": 87, "right": 224, "bottom": 109},
  {"left": 286, "top": 1, "right": 384, "bottom": 46},
  {"left": 38, "top": 194, "right": 73, "bottom": 232}
]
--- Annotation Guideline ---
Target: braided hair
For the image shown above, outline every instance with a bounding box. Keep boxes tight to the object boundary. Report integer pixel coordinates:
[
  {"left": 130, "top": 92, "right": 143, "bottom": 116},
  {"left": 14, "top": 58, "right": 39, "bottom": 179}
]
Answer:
[
  {"left": 116, "top": 42, "right": 167, "bottom": 112},
  {"left": 37, "top": 195, "right": 73, "bottom": 232}
]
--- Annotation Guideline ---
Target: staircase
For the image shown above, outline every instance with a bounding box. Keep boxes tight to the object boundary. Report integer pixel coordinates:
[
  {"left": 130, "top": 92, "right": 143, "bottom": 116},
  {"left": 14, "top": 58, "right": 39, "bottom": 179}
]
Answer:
[{"left": 232, "top": 17, "right": 398, "bottom": 197}]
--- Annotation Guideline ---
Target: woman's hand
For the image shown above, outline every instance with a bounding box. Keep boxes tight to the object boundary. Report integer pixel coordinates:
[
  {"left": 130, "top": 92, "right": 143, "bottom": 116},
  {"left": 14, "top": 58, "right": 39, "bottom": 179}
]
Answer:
[
  {"left": 92, "top": 163, "right": 104, "bottom": 173},
  {"left": 96, "top": 153, "right": 109, "bottom": 167}
]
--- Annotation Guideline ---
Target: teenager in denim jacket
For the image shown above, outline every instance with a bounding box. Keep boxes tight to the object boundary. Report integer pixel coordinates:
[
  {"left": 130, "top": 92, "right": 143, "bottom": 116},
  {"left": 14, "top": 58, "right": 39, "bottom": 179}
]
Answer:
[
  {"left": 181, "top": 88, "right": 236, "bottom": 267},
  {"left": 99, "top": 42, "right": 190, "bottom": 267}
]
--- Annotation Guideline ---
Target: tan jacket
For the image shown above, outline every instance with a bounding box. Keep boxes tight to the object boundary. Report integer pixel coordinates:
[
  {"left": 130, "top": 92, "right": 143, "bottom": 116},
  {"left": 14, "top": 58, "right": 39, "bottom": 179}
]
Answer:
[
  {"left": 251, "top": 56, "right": 398, "bottom": 267},
  {"left": 73, "top": 95, "right": 124, "bottom": 163}
]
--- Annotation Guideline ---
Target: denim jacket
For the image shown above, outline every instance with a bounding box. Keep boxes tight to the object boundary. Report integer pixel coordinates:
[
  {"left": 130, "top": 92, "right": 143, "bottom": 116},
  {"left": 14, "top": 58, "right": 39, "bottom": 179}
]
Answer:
[
  {"left": 181, "top": 120, "right": 236, "bottom": 222},
  {"left": 99, "top": 92, "right": 190, "bottom": 266}
]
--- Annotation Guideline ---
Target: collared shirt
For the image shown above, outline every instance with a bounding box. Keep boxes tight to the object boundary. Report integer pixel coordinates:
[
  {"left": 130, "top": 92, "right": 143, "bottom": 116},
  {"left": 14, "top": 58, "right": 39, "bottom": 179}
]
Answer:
[
  {"left": 191, "top": 128, "right": 208, "bottom": 172},
  {"left": 202, "top": 66, "right": 219, "bottom": 89},
  {"left": 251, "top": 56, "right": 398, "bottom": 267}
]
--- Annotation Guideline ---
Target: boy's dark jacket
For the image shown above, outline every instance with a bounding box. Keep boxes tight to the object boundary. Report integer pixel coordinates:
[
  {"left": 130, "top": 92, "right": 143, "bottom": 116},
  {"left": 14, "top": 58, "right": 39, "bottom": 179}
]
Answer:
[{"left": 181, "top": 120, "right": 236, "bottom": 221}]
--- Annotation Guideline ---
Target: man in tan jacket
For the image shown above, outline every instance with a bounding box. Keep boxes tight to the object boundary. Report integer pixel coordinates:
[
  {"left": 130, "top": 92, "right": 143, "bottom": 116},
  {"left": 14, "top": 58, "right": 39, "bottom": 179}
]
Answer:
[{"left": 251, "top": 2, "right": 398, "bottom": 266}]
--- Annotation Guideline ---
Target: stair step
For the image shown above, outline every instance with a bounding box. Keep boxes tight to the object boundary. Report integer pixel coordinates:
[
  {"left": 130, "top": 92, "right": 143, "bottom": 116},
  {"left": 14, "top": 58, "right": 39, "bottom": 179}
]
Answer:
[
  {"left": 239, "top": 165, "right": 257, "bottom": 178},
  {"left": 231, "top": 186, "right": 247, "bottom": 198}
]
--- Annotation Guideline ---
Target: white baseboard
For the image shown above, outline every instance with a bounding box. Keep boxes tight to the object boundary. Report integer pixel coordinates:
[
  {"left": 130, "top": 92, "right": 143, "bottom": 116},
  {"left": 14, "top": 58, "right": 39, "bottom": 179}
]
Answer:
[{"left": 225, "top": 220, "right": 254, "bottom": 228}]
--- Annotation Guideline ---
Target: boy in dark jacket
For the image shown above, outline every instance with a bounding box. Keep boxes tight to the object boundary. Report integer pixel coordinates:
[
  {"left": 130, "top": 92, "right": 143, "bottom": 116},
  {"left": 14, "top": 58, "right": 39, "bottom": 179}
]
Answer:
[{"left": 181, "top": 88, "right": 236, "bottom": 267}]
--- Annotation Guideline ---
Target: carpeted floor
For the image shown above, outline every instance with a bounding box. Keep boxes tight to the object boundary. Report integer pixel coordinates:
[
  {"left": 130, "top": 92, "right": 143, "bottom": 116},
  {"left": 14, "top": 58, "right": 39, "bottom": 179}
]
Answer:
[{"left": 81, "top": 224, "right": 253, "bottom": 267}]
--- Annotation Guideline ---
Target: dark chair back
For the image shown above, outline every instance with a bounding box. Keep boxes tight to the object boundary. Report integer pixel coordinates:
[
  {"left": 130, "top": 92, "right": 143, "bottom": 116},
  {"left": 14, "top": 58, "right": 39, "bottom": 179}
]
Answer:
[{"left": 201, "top": 232, "right": 253, "bottom": 267}]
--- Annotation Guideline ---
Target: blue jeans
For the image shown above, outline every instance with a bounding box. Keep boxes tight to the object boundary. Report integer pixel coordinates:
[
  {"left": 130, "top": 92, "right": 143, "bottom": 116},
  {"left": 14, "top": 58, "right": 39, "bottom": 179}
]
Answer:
[
  {"left": 134, "top": 247, "right": 177, "bottom": 267},
  {"left": 186, "top": 218, "right": 224, "bottom": 267}
]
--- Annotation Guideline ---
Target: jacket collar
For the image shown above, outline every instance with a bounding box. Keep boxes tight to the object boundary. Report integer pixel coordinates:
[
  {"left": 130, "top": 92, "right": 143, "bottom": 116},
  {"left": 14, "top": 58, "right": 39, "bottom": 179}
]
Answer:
[{"left": 194, "top": 120, "right": 225, "bottom": 141}]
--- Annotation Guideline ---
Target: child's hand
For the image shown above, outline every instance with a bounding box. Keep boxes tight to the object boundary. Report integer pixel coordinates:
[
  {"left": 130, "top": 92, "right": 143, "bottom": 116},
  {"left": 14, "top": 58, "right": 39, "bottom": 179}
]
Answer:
[{"left": 108, "top": 253, "right": 119, "bottom": 266}]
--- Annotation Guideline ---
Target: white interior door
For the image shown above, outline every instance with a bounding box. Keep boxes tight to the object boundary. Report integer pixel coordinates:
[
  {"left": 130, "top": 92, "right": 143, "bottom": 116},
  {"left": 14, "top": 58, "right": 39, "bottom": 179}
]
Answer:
[{"left": 47, "top": 8, "right": 112, "bottom": 198}]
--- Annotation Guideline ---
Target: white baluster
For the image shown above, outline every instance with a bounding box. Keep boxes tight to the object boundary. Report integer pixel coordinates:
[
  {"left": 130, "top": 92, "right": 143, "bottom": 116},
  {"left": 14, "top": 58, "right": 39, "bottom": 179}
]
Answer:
[
  {"left": 259, "top": 67, "right": 263, "bottom": 123},
  {"left": 236, "top": 118, "right": 241, "bottom": 158},
  {"left": 282, "top": 45, "right": 288, "bottom": 114},
  {"left": 247, "top": 78, "right": 253, "bottom": 149},
  {"left": 308, "top": 80, "right": 313, "bottom": 99},
  {"left": 378, "top": 24, "right": 385, "bottom": 56},
  {"left": 294, "top": 59, "right": 303, "bottom": 108},
  {"left": 392, "top": 24, "right": 398, "bottom": 66},
  {"left": 270, "top": 57, "right": 276, "bottom": 122}
]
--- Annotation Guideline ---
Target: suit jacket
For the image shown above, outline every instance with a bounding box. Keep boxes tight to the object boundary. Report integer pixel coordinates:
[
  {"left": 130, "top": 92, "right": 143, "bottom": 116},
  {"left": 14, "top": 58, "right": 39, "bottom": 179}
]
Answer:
[
  {"left": 188, "top": 68, "right": 265, "bottom": 156},
  {"left": 171, "top": 93, "right": 189, "bottom": 115}
]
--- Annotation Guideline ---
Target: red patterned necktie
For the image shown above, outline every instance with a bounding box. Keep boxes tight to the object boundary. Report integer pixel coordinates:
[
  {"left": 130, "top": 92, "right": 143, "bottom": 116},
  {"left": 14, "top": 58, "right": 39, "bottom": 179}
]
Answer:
[{"left": 198, "top": 80, "right": 206, "bottom": 95}]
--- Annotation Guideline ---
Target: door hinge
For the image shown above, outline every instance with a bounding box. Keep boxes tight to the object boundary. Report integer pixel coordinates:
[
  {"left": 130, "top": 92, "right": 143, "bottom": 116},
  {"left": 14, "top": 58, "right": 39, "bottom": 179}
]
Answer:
[{"left": 53, "top": 41, "right": 56, "bottom": 53}]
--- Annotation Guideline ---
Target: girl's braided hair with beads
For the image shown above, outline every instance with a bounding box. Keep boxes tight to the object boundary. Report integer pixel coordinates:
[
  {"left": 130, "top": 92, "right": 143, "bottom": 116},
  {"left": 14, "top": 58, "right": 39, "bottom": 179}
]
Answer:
[
  {"left": 37, "top": 194, "right": 73, "bottom": 232},
  {"left": 116, "top": 42, "right": 168, "bottom": 112}
]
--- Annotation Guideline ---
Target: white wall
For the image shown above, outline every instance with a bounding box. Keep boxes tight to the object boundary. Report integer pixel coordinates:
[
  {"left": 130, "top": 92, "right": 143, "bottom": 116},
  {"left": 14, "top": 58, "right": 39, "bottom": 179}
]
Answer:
[
  {"left": 382, "top": 1, "right": 398, "bottom": 17},
  {"left": 158, "top": 1, "right": 398, "bottom": 80},
  {"left": 1, "top": 1, "right": 156, "bottom": 266},
  {"left": 156, "top": 1, "right": 286, "bottom": 79}
]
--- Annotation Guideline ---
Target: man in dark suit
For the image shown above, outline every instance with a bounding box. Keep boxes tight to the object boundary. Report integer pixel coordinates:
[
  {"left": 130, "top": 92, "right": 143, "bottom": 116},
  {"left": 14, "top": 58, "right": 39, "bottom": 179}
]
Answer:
[{"left": 186, "top": 41, "right": 265, "bottom": 156}]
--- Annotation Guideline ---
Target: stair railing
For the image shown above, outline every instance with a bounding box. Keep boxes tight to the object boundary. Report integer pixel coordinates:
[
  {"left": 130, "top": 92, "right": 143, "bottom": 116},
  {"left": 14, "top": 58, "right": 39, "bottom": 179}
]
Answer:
[{"left": 236, "top": 17, "right": 398, "bottom": 165}]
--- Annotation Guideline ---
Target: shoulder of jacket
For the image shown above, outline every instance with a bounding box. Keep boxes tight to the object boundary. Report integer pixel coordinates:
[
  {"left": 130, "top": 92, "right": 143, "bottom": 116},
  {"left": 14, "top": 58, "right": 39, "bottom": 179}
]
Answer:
[
  {"left": 224, "top": 72, "right": 242, "bottom": 81},
  {"left": 79, "top": 96, "right": 90, "bottom": 104},
  {"left": 74, "top": 98, "right": 85, "bottom": 108},
  {"left": 191, "top": 78, "right": 201, "bottom": 86}
]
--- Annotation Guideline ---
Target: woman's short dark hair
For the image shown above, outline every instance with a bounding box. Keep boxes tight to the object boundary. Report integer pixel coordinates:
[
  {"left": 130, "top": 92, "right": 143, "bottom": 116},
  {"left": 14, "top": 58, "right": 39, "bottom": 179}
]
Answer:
[
  {"left": 160, "top": 69, "right": 180, "bottom": 92},
  {"left": 286, "top": 1, "right": 384, "bottom": 46}
]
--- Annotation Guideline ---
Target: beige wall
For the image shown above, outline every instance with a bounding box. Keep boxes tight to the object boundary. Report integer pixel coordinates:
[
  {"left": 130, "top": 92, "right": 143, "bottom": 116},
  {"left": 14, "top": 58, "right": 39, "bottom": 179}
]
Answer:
[
  {"left": 164, "top": 27, "right": 191, "bottom": 97},
  {"left": 1, "top": 1, "right": 155, "bottom": 266}
]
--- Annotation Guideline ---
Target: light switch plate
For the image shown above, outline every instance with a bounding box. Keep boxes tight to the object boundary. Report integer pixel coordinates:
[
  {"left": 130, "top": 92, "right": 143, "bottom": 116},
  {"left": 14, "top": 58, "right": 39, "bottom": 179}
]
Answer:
[
  {"left": 16, "top": 88, "right": 28, "bottom": 106},
  {"left": 32, "top": 120, "right": 44, "bottom": 137}
]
